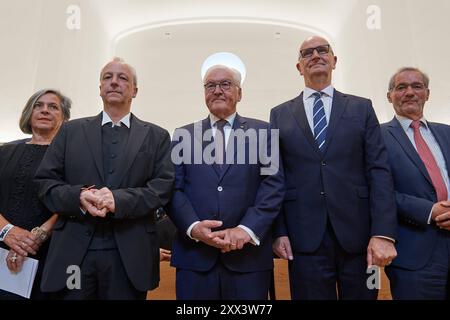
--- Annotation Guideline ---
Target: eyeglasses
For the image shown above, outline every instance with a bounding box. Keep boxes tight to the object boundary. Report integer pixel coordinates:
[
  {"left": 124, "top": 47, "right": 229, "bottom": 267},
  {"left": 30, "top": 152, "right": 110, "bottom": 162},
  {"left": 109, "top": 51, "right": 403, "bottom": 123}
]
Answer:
[
  {"left": 392, "top": 82, "right": 427, "bottom": 93},
  {"left": 299, "top": 44, "right": 331, "bottom": 59},
  {"left": 204, "top": 81, "right": 236, "bottom": 93}
]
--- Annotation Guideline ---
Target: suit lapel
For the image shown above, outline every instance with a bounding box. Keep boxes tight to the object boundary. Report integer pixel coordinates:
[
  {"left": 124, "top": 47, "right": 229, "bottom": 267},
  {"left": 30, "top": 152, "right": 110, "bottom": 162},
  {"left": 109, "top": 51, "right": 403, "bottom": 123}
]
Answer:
[
  {"left": 288, "top": 93, "right": 322, "bottom": 158},
  {"left": 429, "top": 123, "right": 450, "bottom": 180},
  {"left": 114, "top": 114, "right": 149, "bottom": 187},
  {"left": 387, "top": 118, "right": 433, "bottom": 185},
  {"left": 83, "top": 113, "right": 104, "bottom": 182},
  {"left": 199, "top": 117, "right": 221, "bottom": 177},
  {"left": 321, "top": 90, "right": 347, "bottom": 155}
]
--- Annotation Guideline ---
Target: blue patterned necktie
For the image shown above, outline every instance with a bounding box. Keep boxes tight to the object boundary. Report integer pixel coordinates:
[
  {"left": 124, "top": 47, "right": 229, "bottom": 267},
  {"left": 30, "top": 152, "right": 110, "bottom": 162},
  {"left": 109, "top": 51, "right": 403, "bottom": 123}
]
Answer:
[{"left": 312, "top": 92, "right": 327, "bottom": 151}]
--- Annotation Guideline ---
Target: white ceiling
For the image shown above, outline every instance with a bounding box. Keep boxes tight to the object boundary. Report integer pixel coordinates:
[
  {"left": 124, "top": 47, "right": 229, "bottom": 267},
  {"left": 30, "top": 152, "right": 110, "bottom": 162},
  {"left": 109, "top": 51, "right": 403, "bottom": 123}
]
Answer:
[{"left": 1, "top": 0, "right": 450, "bottom": 141}]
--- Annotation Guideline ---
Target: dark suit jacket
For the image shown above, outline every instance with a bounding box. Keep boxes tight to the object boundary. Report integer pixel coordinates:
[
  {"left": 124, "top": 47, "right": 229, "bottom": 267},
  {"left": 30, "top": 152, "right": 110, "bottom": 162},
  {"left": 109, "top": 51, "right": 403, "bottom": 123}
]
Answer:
[
  {"left": 35, "top": 113, "right": 175, "bottom": 292},
  {"left": 5, "top": 138, "right": 31, "bottom": 145},
  {"left": 169, "top": 114, "right": 285, "bottom": 273},
  {"left": 381, "top": 118, "right": 450, "bottom": 270},
  {"left": 270, "top": 90, "right": 396, "bottom": 254}
]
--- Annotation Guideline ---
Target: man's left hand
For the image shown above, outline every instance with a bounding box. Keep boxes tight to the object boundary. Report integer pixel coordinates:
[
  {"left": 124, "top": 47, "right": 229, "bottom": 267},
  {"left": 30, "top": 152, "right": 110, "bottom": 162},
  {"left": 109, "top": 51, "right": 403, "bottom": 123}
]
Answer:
[
  {"left": 367, "top": 237, "right": 397, "bottom": 267},
  {"left": 210, "top": 227, "right": 251, "bottom": 253},
  {"left": 435, "top": 211, "right": 450, "bottom": 230},
  {"left": 93, "top": 187, "right": 116, "bottom": 213}
]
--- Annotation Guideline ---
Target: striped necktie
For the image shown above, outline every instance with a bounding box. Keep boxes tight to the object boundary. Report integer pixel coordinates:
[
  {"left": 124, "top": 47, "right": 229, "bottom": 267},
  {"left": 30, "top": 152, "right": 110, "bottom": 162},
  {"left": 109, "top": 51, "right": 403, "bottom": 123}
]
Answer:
[{"left": 312, "top": 92, "right": 327, "bottom": 151}]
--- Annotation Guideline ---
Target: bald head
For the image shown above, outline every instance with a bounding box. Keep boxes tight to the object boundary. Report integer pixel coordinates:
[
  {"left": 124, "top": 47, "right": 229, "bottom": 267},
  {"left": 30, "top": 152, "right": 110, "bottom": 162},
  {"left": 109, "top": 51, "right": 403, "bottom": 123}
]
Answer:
[
  {"left": 296, "top": 35, "right": 337, "bottom": 91},
  {"left": 300, "top": 36, "right": 330, "bottom": 50}
]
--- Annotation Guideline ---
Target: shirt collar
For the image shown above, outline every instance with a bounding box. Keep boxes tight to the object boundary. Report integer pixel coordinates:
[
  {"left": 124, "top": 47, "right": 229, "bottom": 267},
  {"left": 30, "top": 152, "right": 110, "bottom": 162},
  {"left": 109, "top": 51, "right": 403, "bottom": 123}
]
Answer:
[
  {"left": 102, "top": 111, "right": 131, "bottom": 128},
  {"left": 304, "top": 85, "right": 334, "bottom": 99},
  {"left": 209, "top": 112, "right": 237, "bottom": 128},
  {"left": 395, "top": 114, "right": 429, "bottom": 131}
]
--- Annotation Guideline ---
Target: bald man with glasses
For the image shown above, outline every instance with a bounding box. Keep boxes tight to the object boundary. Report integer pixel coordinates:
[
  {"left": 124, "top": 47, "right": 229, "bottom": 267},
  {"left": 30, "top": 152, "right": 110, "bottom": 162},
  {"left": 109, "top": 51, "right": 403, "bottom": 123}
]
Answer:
[{"left": 270, "top": 36, "right": 397, "bottom": 300}]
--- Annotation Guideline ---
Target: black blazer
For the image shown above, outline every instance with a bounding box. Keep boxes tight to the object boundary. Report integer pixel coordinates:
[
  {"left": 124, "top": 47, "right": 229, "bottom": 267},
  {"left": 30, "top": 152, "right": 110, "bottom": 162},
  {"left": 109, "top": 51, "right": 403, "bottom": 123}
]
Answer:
[{"left": 35, "top": 113, "right": 175, "bottom": 292}]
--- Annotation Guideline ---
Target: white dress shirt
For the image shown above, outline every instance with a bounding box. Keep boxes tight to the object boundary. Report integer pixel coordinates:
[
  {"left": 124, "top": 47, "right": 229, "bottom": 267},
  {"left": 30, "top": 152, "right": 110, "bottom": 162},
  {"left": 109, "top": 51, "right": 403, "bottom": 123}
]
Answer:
[{"left": 101, "top": 111, "right": 131, "bottom": 128}]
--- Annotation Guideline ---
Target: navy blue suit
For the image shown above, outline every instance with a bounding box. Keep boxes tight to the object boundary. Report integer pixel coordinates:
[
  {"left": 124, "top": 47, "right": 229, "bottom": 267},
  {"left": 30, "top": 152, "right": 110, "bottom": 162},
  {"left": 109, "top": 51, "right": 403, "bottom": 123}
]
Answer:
[
  {"left": 270, "top": 90, "right": 396, "bottom": 299},
  {"left": 170, "top": 114, "right": 284, "bottom": 299},
  {"left": 381, "top": 118, "right": 450, "bottom": 299}
]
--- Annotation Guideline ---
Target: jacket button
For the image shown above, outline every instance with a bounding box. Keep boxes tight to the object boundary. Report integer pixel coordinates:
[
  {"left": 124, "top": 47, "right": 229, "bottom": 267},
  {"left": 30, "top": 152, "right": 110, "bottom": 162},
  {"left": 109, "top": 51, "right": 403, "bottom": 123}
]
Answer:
[
  {"left": 320, "top": 191, "right": 326, "bottom": 196},
  {"left": 321, "top": 161, "right": 326, "bottom": 166},
  {"left": 217, "top": 186, "right": 223, "bottom": 192}
]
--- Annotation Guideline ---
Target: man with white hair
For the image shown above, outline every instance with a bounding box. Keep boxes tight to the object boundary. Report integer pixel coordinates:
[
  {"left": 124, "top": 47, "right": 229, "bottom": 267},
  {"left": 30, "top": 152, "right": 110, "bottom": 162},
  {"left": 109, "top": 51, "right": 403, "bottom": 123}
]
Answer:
[{"left": 170, "top": 65, "right": 284, "bottom": 299}]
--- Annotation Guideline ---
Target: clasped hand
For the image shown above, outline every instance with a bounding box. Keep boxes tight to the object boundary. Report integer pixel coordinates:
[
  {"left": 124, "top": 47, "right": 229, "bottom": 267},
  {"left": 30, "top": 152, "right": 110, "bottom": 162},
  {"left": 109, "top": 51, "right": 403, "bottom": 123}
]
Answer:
[
  {"left": 80, "top": 187, "right": 115, "bottom": 217},
  {"left": 191, "top": 220, "right": 251, "bottom": 253},
  {"left": 433, "top": 201, "right": 450, "bottom": 230},
  {"left": 4, "top": 226, "right": 41, "bottom": 273}
]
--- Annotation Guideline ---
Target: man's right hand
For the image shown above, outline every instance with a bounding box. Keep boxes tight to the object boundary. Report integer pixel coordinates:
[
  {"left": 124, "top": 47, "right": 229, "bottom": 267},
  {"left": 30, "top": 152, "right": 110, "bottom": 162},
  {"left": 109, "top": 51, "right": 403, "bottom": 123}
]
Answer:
[
  {"left": 191, "top": 220, "right": 224, "bottom": 248},
  {"left": 273, "top": 236, "right": 293, "bottom": 260},
  {"left": 80, "top": 189, "right": 108, "bottom": 217}
]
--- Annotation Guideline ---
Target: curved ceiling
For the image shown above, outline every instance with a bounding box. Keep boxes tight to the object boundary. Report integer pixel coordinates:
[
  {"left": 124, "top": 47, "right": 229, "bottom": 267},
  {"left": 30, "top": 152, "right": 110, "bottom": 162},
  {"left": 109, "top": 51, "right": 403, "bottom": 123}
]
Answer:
[
  {"left": 1, "top": 0, "right": 449, "bottom": 141},
  {"left": 115, "top": 22, "right": 316, "bottom": 132}
]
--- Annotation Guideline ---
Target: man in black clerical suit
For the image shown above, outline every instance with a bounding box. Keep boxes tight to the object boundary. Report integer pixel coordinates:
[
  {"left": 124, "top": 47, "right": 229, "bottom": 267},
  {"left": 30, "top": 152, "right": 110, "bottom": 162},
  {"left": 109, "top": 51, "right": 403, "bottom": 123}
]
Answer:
[{"left": 35, "top": 57, "right": 174, "bottom": 300}]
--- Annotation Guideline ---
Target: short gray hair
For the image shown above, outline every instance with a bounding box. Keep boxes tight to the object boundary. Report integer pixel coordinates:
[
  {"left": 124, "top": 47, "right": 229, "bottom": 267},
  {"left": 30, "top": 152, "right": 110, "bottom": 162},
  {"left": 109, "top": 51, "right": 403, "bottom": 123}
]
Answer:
[
  {"left": 19, "top": 89, "right": 72, "bottom": 134},
  {"left": 388, "top": 67, "right": 430, "bottom": 91},
  {"left": 203, "top": 65, "right": 242, "bottom": 87},
  {"left": 100, "top": 57, "right": 138, "bottom": 86}
]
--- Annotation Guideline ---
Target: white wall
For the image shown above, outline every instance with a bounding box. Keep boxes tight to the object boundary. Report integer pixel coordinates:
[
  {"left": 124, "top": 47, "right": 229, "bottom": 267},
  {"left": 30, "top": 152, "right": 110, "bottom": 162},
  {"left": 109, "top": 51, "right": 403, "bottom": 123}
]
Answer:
[
  {"left": 1, "top": 0, "right": 449, "bottom": 142},
  {"left": 0, "top": 0, "right": 109, "bottom": 141}
]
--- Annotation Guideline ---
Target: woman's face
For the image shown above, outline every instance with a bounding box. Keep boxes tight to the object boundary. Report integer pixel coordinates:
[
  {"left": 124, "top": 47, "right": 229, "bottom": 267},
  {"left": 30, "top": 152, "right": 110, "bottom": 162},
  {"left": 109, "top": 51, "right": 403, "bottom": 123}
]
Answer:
[{"left": 30, "top": 93, "right": 64, "bottom": 135}]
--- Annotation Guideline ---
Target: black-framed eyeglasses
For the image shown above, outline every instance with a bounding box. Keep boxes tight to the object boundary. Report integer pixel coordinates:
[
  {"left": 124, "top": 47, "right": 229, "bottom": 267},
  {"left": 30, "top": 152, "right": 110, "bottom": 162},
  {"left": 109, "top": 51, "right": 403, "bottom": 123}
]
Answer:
[
  {"left": 299, "top": 44, "right": 331, "bottom": 59},
  {"left": 204, "top": 81, "right": 235, "bottom": 93}
]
